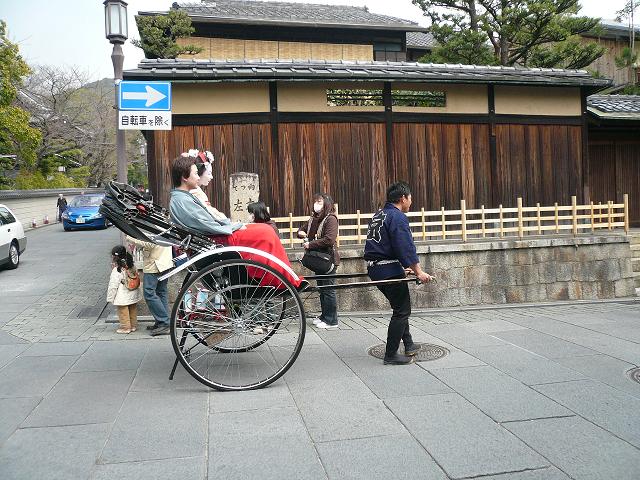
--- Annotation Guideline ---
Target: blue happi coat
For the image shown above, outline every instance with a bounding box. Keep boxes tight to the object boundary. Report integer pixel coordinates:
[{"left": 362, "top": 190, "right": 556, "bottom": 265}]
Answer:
[{"left": 363, "top": 202, "right": 419, "bottom": 280}]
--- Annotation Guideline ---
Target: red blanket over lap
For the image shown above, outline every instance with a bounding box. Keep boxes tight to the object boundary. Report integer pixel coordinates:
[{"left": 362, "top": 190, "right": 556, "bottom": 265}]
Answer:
[{"left": 214, "top": 223, "right": 302, "bottom": 288}]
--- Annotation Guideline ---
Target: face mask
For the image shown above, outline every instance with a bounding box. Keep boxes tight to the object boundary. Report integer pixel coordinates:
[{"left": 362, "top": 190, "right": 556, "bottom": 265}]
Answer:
[
  {"left": 249, "top": 213, "right": 255, "bottom": 222},
  {"left": 313, "top": 203, "right": 323, "bottom": 213}
]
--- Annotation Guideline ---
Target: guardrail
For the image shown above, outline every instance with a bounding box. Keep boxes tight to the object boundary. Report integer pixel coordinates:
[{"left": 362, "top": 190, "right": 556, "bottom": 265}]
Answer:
[{"left": 272, "top": 194, "right": 629, "bottom": 247}]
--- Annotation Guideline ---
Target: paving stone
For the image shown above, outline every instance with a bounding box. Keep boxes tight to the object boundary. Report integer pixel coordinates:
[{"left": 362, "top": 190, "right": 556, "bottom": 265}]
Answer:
[
  {"left": 0, "top": 423, "right": 110, "bottom": 480},
  {"left": 129, "top": 341, "right": 198, "bottom": 391},
  {"left": 90, "top": 457, "right": 206, "bottom": 480},
  {"left": 21, "top": 341, "right": 92, "bottom": 357},
  {"left": 0, "top": 396, "right": 41, "bottom": 446},
  {"left": 466, "top": 344, "right": 586, "bottom": 385},
  {"left": 0, "top": 330, "right": 29, "bottom": 345},
  {"left": 533, "top": 379, "right": 640, "bottom": 448},
  {"left": 505, "top": 416, "right": 640, "bottom": 480},
  {"left": 342, "top": 356, "right": 452, "bottom": 398},
  {"left": 421, "top": 323, "right": 507, "bottom": 349},
  {"left": 475, "top": 466, "right": 571, "bottom": 479},
  {"left": 319, "top": 329, "right": 382, "bottom": 358},
  {"left": 489, "top": 329, "right": 597, "bottom": 359},
  {"left": 0, "top": 343, "right": 29, "bottom": 368},
  {"left": 210, "top": 382, "right": 296, "bottom": 412},
  {"left": 71, "top": 340, "right": 150, "bottom": 372},
  {"left": 289, "top": 376, "right": 405, "bottom": 442},
  {"left": 0, "top": 354, "right": 76, "bottom": 398},
  {"left": 280, "top": 344, "right": 356, "bottom": 383},
  {"left": 554, "top": 354, "right": 640, "bottom": 399},
  {"left": 208, "top": 407, "right": 325, "bottom": 479},
  {"left": 23, "top": 369, "right": 135, "bottom": 427},
  {"left": 385, "top": 393, "right": 548, "bottom": 479},
  {"left": 431, "top": 365, "right": 571, "bottom": 422},
  {"left": 317, "top": 433, "right": 448, "bottom": 480},
  {"left": 466, "top": 320, "right": 528, "bottom": 333},
  {"left": 100, "top": 389, "right": 207, "bottom": 463}
]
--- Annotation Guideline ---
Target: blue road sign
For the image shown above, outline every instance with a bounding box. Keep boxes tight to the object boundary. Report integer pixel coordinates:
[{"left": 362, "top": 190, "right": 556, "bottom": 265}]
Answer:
[{"left": 119, "top": 81, "right": 171, "bottom": 111}]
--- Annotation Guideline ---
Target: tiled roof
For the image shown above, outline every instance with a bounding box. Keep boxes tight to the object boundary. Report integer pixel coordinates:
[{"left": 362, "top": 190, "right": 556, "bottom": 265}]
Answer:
[
  {"left": 587, "top": 95, "right": 640, "bottom": 119},
  {"left": 139, "top": 0, "right": 425, "bottom": 31},
  {"left": 124, "top": 58, "right": 611, "bottom": 89},
  {"left": 406, "top": 32, "right": 436, "bottom": 49}
]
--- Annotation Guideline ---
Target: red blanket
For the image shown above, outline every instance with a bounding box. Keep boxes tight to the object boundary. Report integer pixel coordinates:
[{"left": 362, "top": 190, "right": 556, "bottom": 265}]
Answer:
[{"left": 215, "top": 223, "right": 302, "bottom": 288}]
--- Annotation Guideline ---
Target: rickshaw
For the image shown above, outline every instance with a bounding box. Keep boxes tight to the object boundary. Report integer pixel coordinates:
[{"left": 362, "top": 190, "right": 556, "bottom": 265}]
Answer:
[{"left": 100, "top": 182, "right": 421, "bottom": 391}]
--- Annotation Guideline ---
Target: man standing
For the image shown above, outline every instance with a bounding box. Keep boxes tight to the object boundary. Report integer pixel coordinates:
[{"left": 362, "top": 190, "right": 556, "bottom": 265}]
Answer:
[
  {"left": 364, "top": 182, "right": 434, "bottom": 365},
  {"left": 56, "top": 194, "right": 67, "bottom": 222}
]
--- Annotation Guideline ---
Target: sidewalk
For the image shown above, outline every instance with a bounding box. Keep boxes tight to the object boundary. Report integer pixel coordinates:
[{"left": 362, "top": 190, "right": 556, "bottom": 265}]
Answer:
[{"left": 1, "top": 227, "right": 640, "bottom": 479}]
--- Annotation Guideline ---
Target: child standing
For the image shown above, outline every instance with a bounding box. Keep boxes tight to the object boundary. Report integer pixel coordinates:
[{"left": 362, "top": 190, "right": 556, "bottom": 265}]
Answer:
[{"left": 107, "top": 245, "right": 142, "bottom": 334}]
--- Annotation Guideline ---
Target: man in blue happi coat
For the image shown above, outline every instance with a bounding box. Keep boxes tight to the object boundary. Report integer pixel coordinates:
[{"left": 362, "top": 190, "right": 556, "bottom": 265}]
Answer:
[{"left": 364, "top": 181, "right": 435, "bottom": 365}]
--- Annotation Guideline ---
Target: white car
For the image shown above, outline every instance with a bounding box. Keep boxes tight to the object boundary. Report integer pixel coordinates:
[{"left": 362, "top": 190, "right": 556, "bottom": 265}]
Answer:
[{"left": 0, "top": 204, "right": 26, "bottom": 269}]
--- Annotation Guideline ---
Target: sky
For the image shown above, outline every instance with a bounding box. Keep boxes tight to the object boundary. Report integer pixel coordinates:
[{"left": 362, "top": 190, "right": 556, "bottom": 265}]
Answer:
[{"left": 1, "top": 0, "right": 632, "bottom": 81}]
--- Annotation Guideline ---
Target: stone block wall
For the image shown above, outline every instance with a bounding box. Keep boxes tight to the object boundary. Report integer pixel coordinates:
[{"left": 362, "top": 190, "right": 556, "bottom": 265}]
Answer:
[
  {"left": 153, "top": 235, "right": 636, "bottom": 317},
  {"left": 288, "top": 235, "right": 637, "bottom": 311}
]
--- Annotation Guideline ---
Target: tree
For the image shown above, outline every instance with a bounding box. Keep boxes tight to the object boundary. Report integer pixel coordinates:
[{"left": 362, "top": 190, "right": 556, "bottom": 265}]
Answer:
[
  {"left": 413, "top": 0, "right": 606, "bottom": 69},
  {"left": 132, "top": 10, "right": 203, "bottom": 59},
  {"left": 615, "top": 1, "right": 638, "bottom": 87},
  {"left": 0, "top": 20, "right": 41, "bottom": 186}
]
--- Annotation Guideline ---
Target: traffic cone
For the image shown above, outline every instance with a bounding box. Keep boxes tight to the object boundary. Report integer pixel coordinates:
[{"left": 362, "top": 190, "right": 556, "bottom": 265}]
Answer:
[
  {"left": 31, "top": 218, "right": 37, "bottom": 228},
  {"left": 44, "top": 215, "right": 49, "bottom": 225}
]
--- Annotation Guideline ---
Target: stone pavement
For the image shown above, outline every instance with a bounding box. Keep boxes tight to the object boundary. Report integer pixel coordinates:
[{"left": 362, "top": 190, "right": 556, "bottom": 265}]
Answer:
[{"left": 1, "top": 225, "right": 640, "bottom": 479}]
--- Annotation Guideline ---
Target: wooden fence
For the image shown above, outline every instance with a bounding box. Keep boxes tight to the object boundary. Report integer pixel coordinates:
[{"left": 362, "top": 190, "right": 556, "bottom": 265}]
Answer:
[{"left": 271, "top": 194, "right": 630, "bottom": 248}]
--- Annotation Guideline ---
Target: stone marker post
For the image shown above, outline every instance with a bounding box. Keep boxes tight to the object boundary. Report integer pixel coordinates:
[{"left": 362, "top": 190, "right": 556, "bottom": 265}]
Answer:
[{"left": 229, "top": 173, "right": 260, "bottom": 223}]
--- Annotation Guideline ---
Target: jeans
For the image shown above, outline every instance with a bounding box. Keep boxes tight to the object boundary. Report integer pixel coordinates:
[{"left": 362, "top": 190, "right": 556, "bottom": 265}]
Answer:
[
  {"left": 143, "top": 272, "right": 169, "bottom": 326},
  {"left": 316, "top": 267, "right": 338, "bottom": 326},
  {"left": 376, "top": 277, "right": 413, "bottom": 357}
]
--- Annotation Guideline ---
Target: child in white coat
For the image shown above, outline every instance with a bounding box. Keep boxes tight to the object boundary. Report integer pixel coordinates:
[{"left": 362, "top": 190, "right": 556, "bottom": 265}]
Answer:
[{"left": 107, "top": 245, "right": 143, "bottom": 334}]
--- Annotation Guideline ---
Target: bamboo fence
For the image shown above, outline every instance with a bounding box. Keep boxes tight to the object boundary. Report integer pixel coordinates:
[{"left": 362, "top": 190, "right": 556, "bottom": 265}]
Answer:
[{"left": 271, "top": 194, "right": 630, "bottom": 248}]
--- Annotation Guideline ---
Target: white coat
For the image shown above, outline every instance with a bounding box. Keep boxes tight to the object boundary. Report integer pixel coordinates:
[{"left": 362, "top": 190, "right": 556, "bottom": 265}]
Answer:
[{"left": 106, "top": 267, "right": 143, "bottom": 306}]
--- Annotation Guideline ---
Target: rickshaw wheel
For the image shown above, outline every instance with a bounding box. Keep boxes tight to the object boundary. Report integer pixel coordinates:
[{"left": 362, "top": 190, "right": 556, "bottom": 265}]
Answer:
[{"left": 170, "top": 258, "right": 306, "bottom": 391}]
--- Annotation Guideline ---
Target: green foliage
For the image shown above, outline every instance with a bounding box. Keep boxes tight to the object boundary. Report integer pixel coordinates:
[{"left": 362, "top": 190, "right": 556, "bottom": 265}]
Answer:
[
  {"left": 68, "top": 166, "right": 90, "bottom": 186},
  {"left": 615, "top": 47, "right": 639, "bottom": 69},
  {"left": 0, "top": 20, "right": 42, "bottom": 187},
  {"left": 132, "top": 10, "right": 203, "bottom": 59},
  {"left": 422, "top": 25, "right": 495, "bottom": 65},
  {"left": 0, "top": 20, "right": 30, "bottom": 107},
  {"left": 618, "top": 84, "right": 640, "bottom": 94},
  {"left": 14, "top": 170, "right": 77, "bottom": 189},
  {"left": 127, "top": 162, "right": 148, "bottom": 188},
  {"left": 412, "top": 0, "right": 606, "bottom": 68},
  {"left": 0, "top": 105, "right": 41, "bottom": 169}
]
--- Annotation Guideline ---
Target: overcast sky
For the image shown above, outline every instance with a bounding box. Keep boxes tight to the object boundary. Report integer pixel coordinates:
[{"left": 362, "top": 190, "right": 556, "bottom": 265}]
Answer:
[{"left": 2, "top": 0, "right": 631, "bottom": 80}]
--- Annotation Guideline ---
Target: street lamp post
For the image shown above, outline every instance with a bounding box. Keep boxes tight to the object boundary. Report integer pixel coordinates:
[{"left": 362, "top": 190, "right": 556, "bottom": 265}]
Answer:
[{"left": 104, "top": 0, "right": 128, "bottom": 184}]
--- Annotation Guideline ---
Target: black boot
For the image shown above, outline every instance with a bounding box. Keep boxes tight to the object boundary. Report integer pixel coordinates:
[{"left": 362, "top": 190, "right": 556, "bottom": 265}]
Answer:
[{"left": 383, "top": 353, "right": 414, "bottom": 365}]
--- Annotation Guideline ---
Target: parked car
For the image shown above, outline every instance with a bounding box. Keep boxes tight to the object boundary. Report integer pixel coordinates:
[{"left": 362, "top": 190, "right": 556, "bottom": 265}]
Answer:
[
  {"left": 0, "top": 204, "right": 26, "bottom": 269},
  {"left": 62, "top": 193, "right": 109, "bottom": 231}
]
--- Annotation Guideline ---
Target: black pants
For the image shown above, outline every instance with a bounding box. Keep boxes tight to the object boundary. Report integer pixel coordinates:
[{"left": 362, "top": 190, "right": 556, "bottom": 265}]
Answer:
[
  {"left": 316, "top": 267, "right": 338, "bottom": 325},
  {"left": 376, "top": 277, "right": 413, "bottom": 357}
]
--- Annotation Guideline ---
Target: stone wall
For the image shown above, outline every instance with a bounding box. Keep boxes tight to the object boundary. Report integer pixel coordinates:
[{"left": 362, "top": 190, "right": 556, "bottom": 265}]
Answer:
[
  {"left": 153, "top": 235, "right": 635, "bottom": 317},
  {"left": 288, "top": 235, "right": 637, "bottom": 311}
]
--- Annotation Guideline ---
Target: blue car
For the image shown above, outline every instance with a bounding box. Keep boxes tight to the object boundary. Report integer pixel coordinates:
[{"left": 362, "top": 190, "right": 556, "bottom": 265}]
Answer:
[{"left": 62, "top": 194, "right": 110, "bottom": 231}]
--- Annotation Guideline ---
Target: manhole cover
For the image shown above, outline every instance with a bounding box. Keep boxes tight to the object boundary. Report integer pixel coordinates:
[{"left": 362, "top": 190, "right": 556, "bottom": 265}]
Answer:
[
  {"left": 367, "top": 343, "right": 449, "bottom": 362},
  {"left": 628, "top": 367, "right": 640, "bottom": 384}
]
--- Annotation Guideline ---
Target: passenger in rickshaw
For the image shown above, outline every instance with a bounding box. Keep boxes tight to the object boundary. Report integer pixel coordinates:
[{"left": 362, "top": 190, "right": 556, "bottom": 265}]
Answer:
[{"left": 169, "top": 154, "right": 302, "bottom": 288}]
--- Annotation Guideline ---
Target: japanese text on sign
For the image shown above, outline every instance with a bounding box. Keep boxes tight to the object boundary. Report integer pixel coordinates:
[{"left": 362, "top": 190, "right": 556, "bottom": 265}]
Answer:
[{"left": 118, "top": 111, "right": 172, "bottom": 130}]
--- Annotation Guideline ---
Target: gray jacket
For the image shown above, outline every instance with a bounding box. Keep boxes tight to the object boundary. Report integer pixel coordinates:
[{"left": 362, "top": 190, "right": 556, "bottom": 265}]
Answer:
[{"left": 169, "top": 189, "right": 243, "bottom": 236}]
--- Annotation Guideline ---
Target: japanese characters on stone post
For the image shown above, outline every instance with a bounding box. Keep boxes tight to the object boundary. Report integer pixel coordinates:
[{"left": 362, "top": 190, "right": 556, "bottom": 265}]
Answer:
[{"left": 229, "top": 173, "right": 259, "bottom": 223}]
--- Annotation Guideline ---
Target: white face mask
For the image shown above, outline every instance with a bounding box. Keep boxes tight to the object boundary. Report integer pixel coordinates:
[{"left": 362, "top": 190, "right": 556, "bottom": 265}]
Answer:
[
  {"left": 249, "top": 213, "right": 255, "bottom": 222},
  {"left": 313, "top": 202, "right": 323, "bottom": 214}
]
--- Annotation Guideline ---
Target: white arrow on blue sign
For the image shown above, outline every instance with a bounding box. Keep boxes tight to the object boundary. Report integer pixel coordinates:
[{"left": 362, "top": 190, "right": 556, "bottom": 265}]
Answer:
[{"left": 119, "top": 81, "right": 171, "bottom": 111}]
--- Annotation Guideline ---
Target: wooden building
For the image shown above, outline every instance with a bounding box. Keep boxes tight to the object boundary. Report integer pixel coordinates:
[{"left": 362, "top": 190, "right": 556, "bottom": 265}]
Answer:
[
  {"left": 588, "top": 95, "right": 640, "bottom": 227},
  {"left": 128, "top": 0, "right": 612, "bottom": 218}
]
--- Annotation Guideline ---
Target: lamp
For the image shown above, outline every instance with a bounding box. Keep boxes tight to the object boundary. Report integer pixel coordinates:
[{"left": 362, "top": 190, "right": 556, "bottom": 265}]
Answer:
[
  {"left": 104, "top": 0, "right": 128, "bottom": 43},
  {"left": 104, "top": 0, "right": 128, "bottom": 185}
]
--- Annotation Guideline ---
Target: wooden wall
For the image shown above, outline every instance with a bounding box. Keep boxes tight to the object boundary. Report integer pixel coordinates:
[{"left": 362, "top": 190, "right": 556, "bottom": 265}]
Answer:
[
  {"left": 589, "top": 137, "right": 640, "bottom": 227},
  {"left": 150, "top": 120, "right": 585, "bottom": 217}
]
